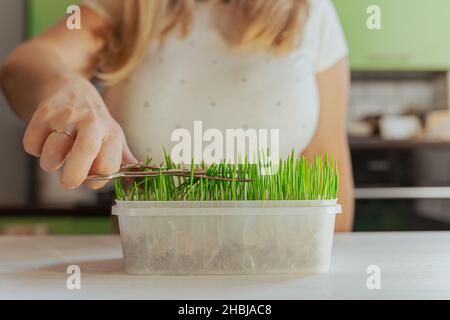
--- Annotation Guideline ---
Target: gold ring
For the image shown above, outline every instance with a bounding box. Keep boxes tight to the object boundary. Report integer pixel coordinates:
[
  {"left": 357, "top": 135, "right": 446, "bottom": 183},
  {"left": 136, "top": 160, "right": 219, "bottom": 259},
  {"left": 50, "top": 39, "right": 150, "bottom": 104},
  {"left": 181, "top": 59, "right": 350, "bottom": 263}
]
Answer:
[{"left": 51, "top": 129, "right": 75, "bottom": 141}]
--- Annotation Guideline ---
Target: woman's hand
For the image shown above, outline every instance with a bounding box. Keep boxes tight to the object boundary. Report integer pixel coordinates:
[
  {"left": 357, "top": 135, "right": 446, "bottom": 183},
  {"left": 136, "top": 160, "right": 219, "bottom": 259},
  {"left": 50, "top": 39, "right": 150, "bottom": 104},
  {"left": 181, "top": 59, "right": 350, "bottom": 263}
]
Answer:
[
  {"left": 23, "top": 73, "right": 137, "bottom": 190},
  {"left": 0, "top": 6, "right": 132, "bottom": 190}
]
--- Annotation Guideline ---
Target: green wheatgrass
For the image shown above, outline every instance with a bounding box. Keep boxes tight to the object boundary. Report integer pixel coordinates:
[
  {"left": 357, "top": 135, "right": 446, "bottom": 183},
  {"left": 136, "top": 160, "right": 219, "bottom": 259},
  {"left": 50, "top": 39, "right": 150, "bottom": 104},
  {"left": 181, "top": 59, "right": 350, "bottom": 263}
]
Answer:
[{"left": 114, "top": 150, "right": 339, "bottom": 201}]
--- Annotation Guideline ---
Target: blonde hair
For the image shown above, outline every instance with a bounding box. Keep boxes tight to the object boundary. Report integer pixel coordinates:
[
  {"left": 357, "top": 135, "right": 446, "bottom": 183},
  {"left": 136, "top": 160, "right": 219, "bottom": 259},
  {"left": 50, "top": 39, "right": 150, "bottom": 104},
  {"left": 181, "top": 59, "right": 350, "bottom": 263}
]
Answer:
[{"left": 98, "top": 0, "right": 309, "bottom": 85}]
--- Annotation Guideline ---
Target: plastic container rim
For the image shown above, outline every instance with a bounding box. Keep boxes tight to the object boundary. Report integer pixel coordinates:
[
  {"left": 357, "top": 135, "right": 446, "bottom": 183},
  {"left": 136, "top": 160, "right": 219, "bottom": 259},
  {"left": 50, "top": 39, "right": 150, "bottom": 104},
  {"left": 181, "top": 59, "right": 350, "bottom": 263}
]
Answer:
[{"left": 113, "top": 200, "right": 342, "bottom": 216}]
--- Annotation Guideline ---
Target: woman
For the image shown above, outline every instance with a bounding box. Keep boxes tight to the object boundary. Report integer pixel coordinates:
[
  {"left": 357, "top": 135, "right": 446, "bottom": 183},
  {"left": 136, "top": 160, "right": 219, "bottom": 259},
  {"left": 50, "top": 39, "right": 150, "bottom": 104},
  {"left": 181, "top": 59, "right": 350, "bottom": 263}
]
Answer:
[{"left": 0, "top": 0, "right": 354, "bottom": 231}]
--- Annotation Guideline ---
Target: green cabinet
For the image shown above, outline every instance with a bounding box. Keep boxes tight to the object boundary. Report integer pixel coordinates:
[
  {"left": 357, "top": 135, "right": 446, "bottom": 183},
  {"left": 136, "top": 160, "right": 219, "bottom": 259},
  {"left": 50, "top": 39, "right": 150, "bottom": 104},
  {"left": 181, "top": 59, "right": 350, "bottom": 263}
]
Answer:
[
  {"left": 28, "top": 0, "right": 76, "bottom": 37},
  {"left": 333, "top": 0, "right": 450, "bottom": 70}
]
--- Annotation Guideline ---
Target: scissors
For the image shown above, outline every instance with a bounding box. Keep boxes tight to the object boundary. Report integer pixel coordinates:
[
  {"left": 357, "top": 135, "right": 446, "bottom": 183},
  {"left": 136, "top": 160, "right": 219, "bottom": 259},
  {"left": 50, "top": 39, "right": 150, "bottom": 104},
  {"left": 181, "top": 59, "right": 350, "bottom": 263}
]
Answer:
[{"left": 86, "top": 164, "right": 252, "bottom": 182}]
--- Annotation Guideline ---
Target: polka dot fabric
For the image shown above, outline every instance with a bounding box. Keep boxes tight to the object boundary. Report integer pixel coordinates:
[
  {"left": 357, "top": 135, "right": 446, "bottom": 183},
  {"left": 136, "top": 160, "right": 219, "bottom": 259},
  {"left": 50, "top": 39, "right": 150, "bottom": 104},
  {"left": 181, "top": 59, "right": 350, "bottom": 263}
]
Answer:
[{"left": 88, "top": 0, "right": 348, "bottom": 163}]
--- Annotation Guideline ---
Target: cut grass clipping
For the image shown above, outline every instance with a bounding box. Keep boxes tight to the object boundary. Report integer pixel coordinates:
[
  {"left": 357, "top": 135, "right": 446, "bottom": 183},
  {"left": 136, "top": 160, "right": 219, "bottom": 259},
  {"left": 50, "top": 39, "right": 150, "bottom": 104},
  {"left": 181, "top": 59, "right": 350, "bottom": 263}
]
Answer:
[{"left": 114, "top": 151, "right": 339, "bottom": 201}]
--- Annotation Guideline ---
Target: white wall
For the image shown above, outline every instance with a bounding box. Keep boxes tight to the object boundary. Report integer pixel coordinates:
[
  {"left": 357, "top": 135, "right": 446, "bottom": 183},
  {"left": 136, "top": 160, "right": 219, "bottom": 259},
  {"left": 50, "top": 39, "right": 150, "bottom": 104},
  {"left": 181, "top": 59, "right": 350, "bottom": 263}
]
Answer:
[
  {"left": 349, "top": 75, "right": 447, "bottom": 121},
  {"left": 0, "top": 0, "right": 29, "bottom": 206}
]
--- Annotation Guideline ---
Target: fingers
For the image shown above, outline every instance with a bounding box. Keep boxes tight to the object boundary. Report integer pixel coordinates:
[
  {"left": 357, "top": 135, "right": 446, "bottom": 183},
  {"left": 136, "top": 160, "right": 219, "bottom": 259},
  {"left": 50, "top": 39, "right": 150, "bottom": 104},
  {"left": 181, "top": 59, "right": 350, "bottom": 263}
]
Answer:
[
  {"left": 23, "top": 104, "right": 76, "bottom": 157},
  {"left": 28, "top": 104, "right": 136, "bottom": 190},
  {"left": 24, "top": 77, "right": 138, "bottom": 191},
  {"left": 60, "top": 123, "right": 102, "bottom": 189},
  {"left": 85, "top": 131, "right": 138, "bottom": 190},
  {"left": 84, "top": 133, "right": 123, "bottom": 190},
  {"left": 40, "top": 132, "right": 74, "bottom": 173},
  {"left": 23, "top": 106, "right": 52, "bottom": 156},
  {"left": 61, "top": 125, "right": 135, "bottom": 190},
  {"left": 122, "top": 139, "right": 138, "bottom": 165}
]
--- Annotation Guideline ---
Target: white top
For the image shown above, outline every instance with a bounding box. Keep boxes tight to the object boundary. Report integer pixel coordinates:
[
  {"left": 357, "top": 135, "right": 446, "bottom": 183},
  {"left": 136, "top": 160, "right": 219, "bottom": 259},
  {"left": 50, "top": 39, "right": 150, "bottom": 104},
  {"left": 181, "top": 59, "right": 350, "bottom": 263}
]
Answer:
[
  {"left": 83, "top": 0, "right": 348, "bottom": 163},
  {"left": 2, "top": 232, "right": 450, "bottom": 299}
]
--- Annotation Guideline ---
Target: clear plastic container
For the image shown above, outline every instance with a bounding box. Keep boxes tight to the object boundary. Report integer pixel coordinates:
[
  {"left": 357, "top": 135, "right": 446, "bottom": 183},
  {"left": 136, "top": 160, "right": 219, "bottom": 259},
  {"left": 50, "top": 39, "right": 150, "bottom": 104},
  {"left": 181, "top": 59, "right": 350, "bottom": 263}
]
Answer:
[{"left": 113, "top": 200, "right": 342, "bottom": 275}]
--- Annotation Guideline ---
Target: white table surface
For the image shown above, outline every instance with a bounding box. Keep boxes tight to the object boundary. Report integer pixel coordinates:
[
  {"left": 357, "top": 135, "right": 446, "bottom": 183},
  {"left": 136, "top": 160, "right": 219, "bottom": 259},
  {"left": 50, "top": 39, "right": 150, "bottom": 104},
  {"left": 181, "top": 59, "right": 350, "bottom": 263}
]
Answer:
[{"left": 1, "top": 232, "right": 450, "bottom": 300}]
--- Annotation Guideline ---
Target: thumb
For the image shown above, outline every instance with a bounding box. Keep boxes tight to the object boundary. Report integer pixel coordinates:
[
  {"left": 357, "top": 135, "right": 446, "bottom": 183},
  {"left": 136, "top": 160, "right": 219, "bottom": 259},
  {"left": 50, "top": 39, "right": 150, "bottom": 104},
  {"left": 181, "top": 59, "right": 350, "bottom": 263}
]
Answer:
[{"left": 122, "top": 141, "right": 138, "bottom": 164}]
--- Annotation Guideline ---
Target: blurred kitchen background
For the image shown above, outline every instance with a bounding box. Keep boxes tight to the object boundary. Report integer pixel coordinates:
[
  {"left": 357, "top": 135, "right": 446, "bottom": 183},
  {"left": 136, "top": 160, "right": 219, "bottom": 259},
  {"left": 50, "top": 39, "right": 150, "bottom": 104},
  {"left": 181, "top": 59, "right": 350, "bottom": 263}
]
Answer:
[{"left": 1, "top": 0, "right": 450, "bottom": 234}]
